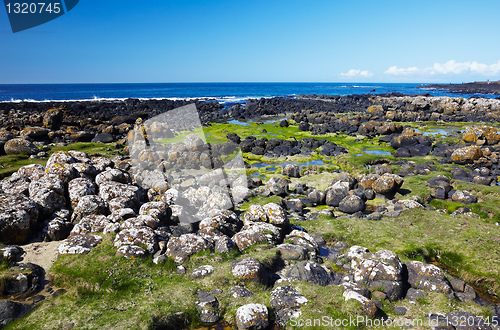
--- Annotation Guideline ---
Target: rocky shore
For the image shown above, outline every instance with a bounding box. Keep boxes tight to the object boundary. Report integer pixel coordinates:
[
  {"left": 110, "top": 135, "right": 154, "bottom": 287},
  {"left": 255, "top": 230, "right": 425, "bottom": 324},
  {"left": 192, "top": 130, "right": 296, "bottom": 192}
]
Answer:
[
  {"left": 0, "top": 95, "right": 499, "bottom": 329},
  {"left": 419, "top": 81, "right": 500, "bottom": 95}
]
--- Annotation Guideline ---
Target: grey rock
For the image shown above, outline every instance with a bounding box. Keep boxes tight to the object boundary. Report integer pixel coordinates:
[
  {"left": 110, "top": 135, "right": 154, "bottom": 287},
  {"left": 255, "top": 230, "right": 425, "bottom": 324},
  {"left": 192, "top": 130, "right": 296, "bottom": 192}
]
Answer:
[{"left": 286, "top": 261, "right": 331, "bottom": 286}]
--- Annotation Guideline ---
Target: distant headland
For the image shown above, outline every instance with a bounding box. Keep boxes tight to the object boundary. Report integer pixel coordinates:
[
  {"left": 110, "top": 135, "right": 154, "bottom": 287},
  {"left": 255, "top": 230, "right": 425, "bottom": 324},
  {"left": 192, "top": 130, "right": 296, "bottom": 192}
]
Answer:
[{"left": 419, "top": 81, "right": 500, "bottom": 95}]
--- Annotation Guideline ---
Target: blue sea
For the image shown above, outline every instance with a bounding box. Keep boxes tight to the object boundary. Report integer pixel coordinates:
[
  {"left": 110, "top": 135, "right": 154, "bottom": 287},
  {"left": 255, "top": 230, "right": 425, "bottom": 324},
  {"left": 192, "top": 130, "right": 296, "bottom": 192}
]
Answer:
[{"left": 0, "top": 82, "right": 495, "bottom": 104}]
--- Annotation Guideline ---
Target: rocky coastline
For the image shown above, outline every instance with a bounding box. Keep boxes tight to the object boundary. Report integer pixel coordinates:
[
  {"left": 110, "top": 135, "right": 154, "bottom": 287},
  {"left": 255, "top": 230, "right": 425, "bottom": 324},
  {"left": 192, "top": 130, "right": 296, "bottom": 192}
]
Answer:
[
  {"left": 418, "top": 81, "right": 500, "bottom": 95},
  {"left": 0, "top": 95, "right": 499, "bottom": 329}
]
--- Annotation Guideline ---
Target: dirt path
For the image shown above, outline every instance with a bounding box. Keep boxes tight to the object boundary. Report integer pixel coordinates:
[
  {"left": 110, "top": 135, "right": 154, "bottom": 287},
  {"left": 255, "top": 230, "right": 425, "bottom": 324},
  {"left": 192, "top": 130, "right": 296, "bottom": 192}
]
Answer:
[{"left": 19, "top": 240, "right": 61, "bottom": 273}]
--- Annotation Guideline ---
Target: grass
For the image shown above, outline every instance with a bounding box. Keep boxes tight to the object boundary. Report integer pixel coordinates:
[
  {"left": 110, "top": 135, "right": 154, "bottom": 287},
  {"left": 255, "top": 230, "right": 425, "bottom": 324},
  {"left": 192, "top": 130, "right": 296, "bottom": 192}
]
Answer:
[
  {"left": 4, "top": 120, "right": 500, "bottom": 329},
  {"left": 0, "top": 142, "right": 122, "bottom": 179}
]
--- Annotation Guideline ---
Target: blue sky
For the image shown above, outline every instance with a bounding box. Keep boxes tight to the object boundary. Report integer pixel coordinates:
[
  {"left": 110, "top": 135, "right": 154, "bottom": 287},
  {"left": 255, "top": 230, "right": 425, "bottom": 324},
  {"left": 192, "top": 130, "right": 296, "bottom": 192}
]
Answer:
[{"left": 1, "top": 0, "right": 500, "bottom": 83}]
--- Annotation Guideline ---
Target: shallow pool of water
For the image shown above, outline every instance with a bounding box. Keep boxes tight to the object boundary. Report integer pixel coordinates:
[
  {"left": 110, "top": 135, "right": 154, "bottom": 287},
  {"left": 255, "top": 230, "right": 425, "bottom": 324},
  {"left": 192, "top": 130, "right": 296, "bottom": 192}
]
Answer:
[
  {"left": 415, "top": 127, "right": 457, "bottom": 136},
  {"left": 363, "top": 148, "right": 392, "bottom": 156},
  {"left": 227, "top": 119, "right": 250, "bottom": 126},
  {"left": 253, "top": 159, "right": 327, "bottom": 171}
]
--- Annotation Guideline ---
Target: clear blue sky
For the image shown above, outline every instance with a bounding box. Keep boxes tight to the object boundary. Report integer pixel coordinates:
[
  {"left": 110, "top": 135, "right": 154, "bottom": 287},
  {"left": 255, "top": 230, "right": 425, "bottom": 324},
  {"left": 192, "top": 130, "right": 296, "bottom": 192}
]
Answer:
[{"left": 1, "top": 0, "right": 500, "bottom": 83}]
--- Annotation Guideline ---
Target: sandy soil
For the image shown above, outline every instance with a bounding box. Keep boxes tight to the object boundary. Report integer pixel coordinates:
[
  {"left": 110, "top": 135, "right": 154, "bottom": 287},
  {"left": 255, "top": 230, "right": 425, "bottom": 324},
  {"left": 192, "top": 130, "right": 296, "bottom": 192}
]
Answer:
[{"left": 19, "top": 240, "right": 61, "bottom": 273}]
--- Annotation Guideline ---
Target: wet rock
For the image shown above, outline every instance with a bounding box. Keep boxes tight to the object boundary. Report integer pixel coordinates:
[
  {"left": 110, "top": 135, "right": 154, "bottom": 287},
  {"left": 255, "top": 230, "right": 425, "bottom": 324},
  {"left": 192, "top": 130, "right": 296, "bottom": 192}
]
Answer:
[
  {"left": 451, "top": 145, "right": 483, "bottom": 164},
  {"left": 405, "top": 261, "right": 452, "bottom": 294},
  {"left": 286, "top": 261, "right": 332, "bottom": 286},
  {"left": 235, "top": 303, "right": 268, "bottom": 330},
  {"left": 4, "top": 138, "right": 39, "bottom": 155},
  {"left": 166, "top": 234, "right": 212, "bottom": 263},
  {"left": 116, "top": 245, "right": 147, "bottom": 259},
  {"left": 230, "top": 257, "right": 268, "bottom": 285},
  {"left": 0, "top": 193, "right": 39, "bottom": 244},
  {"left": 58, "top": 234, "right": 102, "bottom": 255}
]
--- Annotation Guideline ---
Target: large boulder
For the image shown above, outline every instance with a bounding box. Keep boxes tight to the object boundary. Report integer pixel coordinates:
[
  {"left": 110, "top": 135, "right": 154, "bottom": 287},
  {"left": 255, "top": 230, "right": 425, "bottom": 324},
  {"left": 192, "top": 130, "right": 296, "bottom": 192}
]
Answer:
[
  {"left": 4, "top": 138, "right": 39, "bottom": 155},
  {"left": 166, "top": 234, "right": 212, "bottom": 263},
  {"left": 450, "top": 190, "right": 477, "bottom": 204},
  {"left": 28, "top": 175, "right": 66, "bottom": 216},
  {"left": 114, "top": 226, "right": 158, "bottom": 254},
  {"left": 405, "top": 261, "right": 452, "bottom": 294},
  {"left": 462, "top": 125, "right": 500, "bottom": 145},
  {"left": 451, "top": 146, "right": 483, "bottom": 164},
  {"left": 58, "top": 234, "right": 102, "bottom": 255},
  {"left": 264, "top": 177, "right": 289, "bottom": 196},
  {"left": 68, "top": 178, "right": 97, "bottom": 208},
  {"left": 71, "top": 195, "right": 108, "bottom": 223},
  {"left": 325, "top": 182, "right": 349, "bottom": 207},
  {"left": 98, "top": 181, "right": 146, "bottom": 207},
  {"left": 0, "top": 193, "right": 39, "bottom": 244},
  {"left": 348, "top": 247, "right": 405, "bottom": 301},
  {"left": 235, "top": 304, "right": 269, "bottom": 330},
  {"left": 371, "top": 174, "right": 404, "bottom": 197},
  {"left": 270, "top": 285, "right": 308, "bottom": 327},
  {"left": 338, "top": 195, "right": 366, "bottom": 214},
  {"left": 230, "top": 257, "right": 268, "bottom": 285},
  {"left": 286, "top": 261, "right": 332, "bottom": 286}
]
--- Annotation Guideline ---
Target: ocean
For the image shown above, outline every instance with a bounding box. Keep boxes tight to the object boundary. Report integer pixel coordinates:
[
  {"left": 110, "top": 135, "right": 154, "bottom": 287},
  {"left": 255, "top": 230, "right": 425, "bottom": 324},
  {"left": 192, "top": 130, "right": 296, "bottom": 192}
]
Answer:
[{"left": 0, "top": 82, "right": 495, "bottom": 104}]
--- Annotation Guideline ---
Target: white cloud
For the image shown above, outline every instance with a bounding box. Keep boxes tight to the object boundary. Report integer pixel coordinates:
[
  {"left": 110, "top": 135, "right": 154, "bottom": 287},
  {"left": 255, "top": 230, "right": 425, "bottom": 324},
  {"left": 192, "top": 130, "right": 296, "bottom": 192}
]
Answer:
[
  {"left": 340, "top": 69, "right": 374, "bottom": 78},
  {"left": 385, "top": 60, "right": 500, "bottom": 76}
]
